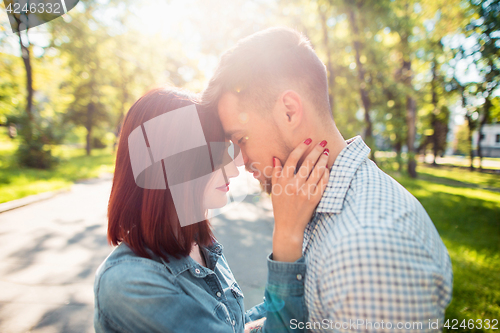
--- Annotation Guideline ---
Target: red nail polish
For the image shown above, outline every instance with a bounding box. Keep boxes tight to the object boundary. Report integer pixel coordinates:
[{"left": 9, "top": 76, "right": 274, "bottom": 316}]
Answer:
[
  {"left": 304, "top": 138, "right": 312, "bottom": 145},
  {"left": 273, "top": 157, "right": 277, "bottom": 167},
  {"left": 320, "top": 140, "right": 327, "bottom": 147},
  {"left": 323, "top": 149, "right": 329, "bottom": 156}
]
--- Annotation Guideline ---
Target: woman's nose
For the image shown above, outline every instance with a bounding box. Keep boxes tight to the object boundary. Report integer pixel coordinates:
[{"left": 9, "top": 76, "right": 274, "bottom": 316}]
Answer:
[{"left": 225, "top": 160, "right": 240, "bottom": 179}]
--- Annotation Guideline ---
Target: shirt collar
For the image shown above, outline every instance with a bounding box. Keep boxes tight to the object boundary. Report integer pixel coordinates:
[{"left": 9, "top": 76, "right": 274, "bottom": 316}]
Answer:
[
  {"left": 159, "top": 239, "right": 223, "bottom": 277},
  {"left": 315, "top": 136, "right": 370, "bottom": 214}
]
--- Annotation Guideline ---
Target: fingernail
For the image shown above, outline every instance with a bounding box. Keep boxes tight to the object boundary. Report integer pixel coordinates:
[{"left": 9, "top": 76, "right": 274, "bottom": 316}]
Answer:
[
  {"left": 273, "top": 157, "right": 277, "bottom": 167},
  {"left": 323, "top": 149, "right": 329, "bottom": 156},
  {"left": 304, "top": 138, "right": 312, "bottom": 145},
  {"left": 319, "top": 140, "right": 327, "bottom": 147}
]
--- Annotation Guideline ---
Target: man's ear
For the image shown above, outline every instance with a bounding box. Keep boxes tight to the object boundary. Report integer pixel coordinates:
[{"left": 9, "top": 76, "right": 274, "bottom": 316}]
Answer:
[{"left": 275, "top": 90, "right": 303, "bottom": 129}]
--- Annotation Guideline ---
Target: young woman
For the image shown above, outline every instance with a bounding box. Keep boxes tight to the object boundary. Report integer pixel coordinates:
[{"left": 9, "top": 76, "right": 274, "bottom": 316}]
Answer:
[{"left": 94, "top": 87, "right": 330, "bottom": 333}]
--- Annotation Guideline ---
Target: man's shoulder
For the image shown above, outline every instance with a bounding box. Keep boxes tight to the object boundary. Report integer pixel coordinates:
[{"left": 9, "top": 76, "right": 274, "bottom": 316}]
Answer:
[
  {"left": 347, "top": 158, "right": 428, "bottom": 223},
  {"left": 313, "top": 159, "right": 441, "bottom": 257},
  {"left": 351, "top": 158, "right": 412, "bottom": 198}
]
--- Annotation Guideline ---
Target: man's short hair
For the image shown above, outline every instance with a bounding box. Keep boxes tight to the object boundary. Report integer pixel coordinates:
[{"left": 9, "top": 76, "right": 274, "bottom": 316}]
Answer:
[{"left": 202, "top": 27, "right": 331, "bottom": 117}]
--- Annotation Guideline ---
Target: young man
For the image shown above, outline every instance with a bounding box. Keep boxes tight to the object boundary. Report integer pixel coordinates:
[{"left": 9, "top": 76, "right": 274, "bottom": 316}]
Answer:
[{"left": 202, "top": 27, "right": 453, "bottom": 332}]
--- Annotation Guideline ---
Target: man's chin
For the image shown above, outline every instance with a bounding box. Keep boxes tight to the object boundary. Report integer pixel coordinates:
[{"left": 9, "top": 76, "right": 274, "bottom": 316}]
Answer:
[{"left": 260, "top": 178, "right": 272, "bottom": 195}]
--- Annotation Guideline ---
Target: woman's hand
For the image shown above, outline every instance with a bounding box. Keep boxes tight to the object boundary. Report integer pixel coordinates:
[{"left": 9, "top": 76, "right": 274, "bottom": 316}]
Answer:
[
  {"left": 271, "top": 138, "right": 330, "bottom": 262},
  {"left": 244, "top": 317, "right": 266, "bottom": 333}
]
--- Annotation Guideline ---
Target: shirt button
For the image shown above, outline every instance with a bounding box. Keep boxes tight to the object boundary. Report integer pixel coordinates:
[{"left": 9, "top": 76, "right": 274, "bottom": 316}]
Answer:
[
  {"left": 195, "top": 268, "right": 201, "bottom": 274},
  {"left": 232, "top": 320, "right": 235, "bottom": 326},
  {"left": 216, "top": 291, "right": 222, "bottom": 297},
  {"left": 296, "top": 274, "right": 303, "bottom": 281}
]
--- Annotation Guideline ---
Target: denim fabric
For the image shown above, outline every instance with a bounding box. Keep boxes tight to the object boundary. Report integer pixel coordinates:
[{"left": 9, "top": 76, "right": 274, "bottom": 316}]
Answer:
[
  {"left": 260, "top": 254, "right": 308, "bottom": 333},
  {"left": 94, "top": 240, "right": 307, "bottom": 333}
]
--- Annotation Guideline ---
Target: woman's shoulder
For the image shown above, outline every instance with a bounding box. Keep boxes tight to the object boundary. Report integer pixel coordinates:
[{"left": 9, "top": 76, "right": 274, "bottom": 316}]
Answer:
[
  {"left": 95, "top": 243, "right": 177, "bottom": 294},
  {"left": 94, "top": 244, "right": 187, "bottom": 332},
  {"left": 98, "top": 243, "right": 167, "bottom": 273}
]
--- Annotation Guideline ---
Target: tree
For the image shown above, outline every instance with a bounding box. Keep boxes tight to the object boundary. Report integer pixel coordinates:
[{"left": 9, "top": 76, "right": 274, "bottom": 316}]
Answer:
[
  {"left": 346, "top": 2, "right": 377, "bottom": 162},
  {"left": 418, "top": 56, "right": 451, "bottom": 164},
  {"left": 453, "top": 122, "right": 471, "bottom": 156},
  {"left": 50, "top": 3, "right": 117, "bottom": 155},
  {"left": 459, "top": 81, "right": 479, "bottom": 170},
  {"left": 1, "top": 6, "right": 59, "bottom": 168},
  {"left": 462, "top": 0, "right": 500, "bottom": 170},
  {"left": 317, "top": 2, "right": 337, "bottom": 116}
]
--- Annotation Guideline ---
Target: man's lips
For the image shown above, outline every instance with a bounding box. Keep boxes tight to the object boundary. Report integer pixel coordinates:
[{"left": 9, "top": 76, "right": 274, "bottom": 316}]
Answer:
[
  {"left": 216, "top": 183, "right": 230, "bottom": 192},
  {"left": 246, "top": 166, "right": 260, "bottom": 180}
]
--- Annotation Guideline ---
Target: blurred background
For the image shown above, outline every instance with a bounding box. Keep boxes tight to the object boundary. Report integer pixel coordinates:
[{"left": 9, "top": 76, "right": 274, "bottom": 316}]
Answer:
[{"left": 0, "top": 0, "right": 499, "bottom": 332}]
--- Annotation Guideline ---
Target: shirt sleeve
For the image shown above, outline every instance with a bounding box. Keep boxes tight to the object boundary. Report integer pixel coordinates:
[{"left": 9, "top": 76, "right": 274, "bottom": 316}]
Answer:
[
  {"left": 250, "top": 254, "right": 308, "bottom": 333},
  {"left": 245, "top": 301, "right": 267, "bottom": 323},
  {"left": 316, "top": 227, "right": 452, "bottom": 332},
  {"left": 94, "top": 262, "right": 235, "bottom": 333}
]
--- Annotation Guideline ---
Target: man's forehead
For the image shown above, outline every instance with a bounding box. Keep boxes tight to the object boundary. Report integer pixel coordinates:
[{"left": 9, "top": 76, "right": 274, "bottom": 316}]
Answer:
[
  {"left": 218, "top": 92, "right": 241, "bottom": 116},
  {"left": 218, "top": 93, "right": 247, "bottom": 137}
]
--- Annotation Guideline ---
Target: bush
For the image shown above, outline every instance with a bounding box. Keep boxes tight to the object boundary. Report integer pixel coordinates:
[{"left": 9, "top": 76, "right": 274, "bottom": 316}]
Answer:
[
  {"left": 92, "top": 136, "right": 107, "bottom": 149},
  {"left": 16, "top": 141, "right": 59, "bottom": 169}
]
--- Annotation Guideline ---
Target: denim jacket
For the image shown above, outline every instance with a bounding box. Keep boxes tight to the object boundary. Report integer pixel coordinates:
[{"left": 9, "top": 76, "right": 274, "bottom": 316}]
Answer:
[{"left": 94, "top": 240, "right": 307, "bottom": 332}]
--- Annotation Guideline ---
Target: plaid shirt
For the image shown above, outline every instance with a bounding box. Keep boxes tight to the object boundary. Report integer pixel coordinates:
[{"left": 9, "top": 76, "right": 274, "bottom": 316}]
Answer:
[{"left": 303, "top": 136, "right": 453, "bottom": 332}]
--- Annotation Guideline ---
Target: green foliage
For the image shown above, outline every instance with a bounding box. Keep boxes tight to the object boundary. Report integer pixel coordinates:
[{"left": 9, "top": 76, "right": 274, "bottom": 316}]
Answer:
[
  {"left": 92, "top": 136, "right": 107, "bottom": 149},
  {"left": 8, "top": 108, "right": 64, "bottom": 169},
  {"left": 0, "top": 53, "right": 24, "bottom": 122},
  {"left": 16, "top": 141, "right": 58, "bottom": 169},
  {"left": 0, "top": 137, "right": 115, "bottom": 203},
  {"left": 490, "top": 97, "right": 500, "bottom": 124}
]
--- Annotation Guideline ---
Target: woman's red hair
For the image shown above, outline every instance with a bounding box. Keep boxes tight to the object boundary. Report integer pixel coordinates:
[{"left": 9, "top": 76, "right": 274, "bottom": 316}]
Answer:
[{"left": 108, "top": 87, "right": 222, "bottom": 261}]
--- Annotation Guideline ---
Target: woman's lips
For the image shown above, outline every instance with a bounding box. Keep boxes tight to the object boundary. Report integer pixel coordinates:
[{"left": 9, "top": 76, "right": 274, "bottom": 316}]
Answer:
[{"left": 216, "top": 183, "right": 230, "bottom": 192}]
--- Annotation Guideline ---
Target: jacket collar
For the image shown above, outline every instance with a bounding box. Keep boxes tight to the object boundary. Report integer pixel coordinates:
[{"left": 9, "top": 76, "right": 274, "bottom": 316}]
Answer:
[{"left": 159, "top": 239, "right": 223, "bottom": 278}]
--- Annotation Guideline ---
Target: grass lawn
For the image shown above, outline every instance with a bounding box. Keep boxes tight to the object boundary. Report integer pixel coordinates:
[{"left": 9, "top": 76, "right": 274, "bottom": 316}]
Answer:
[
  {"left": 0, "top": 138, "right": 115, "bottom": 204},
  {"left": 379, "top": 160, "right": 500, "bottom": 332}
]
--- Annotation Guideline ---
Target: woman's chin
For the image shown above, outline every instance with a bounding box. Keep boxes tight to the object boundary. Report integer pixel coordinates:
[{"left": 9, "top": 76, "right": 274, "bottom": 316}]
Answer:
[{"left": 204, "top": 193, "right": 229, "bottom": 210}]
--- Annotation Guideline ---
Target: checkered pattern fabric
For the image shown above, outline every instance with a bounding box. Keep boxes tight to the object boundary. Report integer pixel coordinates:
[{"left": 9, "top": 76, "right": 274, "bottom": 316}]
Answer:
[{"left": 303, "top": 136, "right": 453, "bottom": 332}]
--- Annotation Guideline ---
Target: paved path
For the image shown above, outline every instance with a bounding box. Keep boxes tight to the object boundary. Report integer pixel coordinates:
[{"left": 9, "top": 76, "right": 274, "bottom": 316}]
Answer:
[{"left": 0, "top": 172, "right": 272, "bottom": 332}]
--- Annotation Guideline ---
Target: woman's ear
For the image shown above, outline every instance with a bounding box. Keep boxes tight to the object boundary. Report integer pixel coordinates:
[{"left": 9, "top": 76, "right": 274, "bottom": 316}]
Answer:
[{"left": 274, "top": 90, "right": 303, "bottom": 129}]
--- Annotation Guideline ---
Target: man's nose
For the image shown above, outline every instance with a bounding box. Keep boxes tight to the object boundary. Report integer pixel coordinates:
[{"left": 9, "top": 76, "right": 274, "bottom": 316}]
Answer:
[
  {"left": 234, "top": 149, "right": 249, "bottom": 168},
  {"left": 242, "top": 150, "right": 249, "bottom": 166}
]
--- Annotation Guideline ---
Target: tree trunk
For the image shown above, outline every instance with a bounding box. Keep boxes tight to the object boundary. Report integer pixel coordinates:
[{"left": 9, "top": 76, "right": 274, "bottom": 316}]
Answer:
[
  {"left": 86, "top": 102, "right": 95, "bottom": 156},
  {"left": 395, "top": 140, "right": 403, "bottom": 172},
  {"left": 348, "top": 7, "right": 376, "bottom": 163},
  {"left": 459, "top": 83, "right": 475, "bottom": 171},
  {"left": 318, "top": 5, "right": 335, "bottom": 116},
  {"left": 400, "top": 27, "right": 417, "bottom": 178},
  {"left": 406, "top": 94, "right": 417, "bottom": 178},
  {"left": 431, "top": 60, "right": 439, "bottom": 165},
  {"left": 17, "top": 30, "right": 34, "bottom": 141},
  {"left": 477, "top": 95, "right": 490, "bottom": 171},
  {"left": 467, "top": 115, "right": 474, "bottom": 171}
]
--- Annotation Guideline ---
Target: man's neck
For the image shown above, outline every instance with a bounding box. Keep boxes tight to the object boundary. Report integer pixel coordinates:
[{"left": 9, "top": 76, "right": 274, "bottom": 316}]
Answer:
[{"left": 299, "top": 123, "right": 346, "bottom": 170}]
